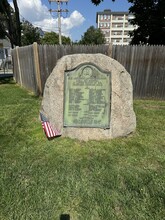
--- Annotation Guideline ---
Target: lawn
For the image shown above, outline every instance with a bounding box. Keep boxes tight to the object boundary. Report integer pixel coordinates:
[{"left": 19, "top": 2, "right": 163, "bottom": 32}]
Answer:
[{"left": 0, "top": 78, "right": 165, "bottom": 220}]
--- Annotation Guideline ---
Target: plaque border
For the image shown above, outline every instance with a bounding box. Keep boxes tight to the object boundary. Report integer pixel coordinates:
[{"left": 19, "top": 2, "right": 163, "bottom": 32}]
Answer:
[{"left": 63, "top": 62, "right": 111, "bottom": 129}]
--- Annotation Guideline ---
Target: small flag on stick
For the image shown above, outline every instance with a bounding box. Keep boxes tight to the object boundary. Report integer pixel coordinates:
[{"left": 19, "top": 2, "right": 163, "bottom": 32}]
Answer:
[{"left": 40, "top": 112, "right": 61, "bottom": 139}]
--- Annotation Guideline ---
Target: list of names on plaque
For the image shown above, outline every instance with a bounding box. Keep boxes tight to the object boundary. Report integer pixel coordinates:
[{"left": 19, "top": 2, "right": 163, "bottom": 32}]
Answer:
[{"left": 64, "top": 64, "right": 111, "bottom": 128}]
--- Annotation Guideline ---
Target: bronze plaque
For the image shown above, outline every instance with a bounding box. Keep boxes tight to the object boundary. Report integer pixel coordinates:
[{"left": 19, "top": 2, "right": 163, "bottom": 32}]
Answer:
[{"left": 64, "top": 63, "right": 111, "bottom": 128}]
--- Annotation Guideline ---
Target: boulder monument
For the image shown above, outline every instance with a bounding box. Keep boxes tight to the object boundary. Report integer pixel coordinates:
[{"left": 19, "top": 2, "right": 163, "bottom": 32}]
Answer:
[{"left": 41, "top": 54, "right": 136, "bottom": 141}]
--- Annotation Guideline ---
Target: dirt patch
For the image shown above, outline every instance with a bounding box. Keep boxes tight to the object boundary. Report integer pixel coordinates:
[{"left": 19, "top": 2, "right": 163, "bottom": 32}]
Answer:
[{"left": 142, "top": 105, "right": 165, "bottom": 110}]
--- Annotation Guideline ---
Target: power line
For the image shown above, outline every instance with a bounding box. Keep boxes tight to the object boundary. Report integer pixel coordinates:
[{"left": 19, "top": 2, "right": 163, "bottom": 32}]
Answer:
[
  {"left": 48, "top": 0, "right": 69, "bottom": 45},
  {"left": 20, "top": 13, "right": 59, "bottom": 34}
]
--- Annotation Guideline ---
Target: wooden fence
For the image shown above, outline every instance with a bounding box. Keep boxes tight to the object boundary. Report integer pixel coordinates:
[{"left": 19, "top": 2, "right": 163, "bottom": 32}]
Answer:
[
  {"left": 12, "top": 43, "right": 165, "bottom": 99},
  {"left": 112, "top": 45, "right": 165, "bottom": 99},
  {"left": 12, "top": 43, "right": 110, "bottom": 95}
]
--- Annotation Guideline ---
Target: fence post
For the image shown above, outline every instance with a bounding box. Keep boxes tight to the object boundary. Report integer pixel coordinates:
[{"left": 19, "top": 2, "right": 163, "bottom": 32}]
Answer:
[
  {"left": 107, "top": 43, "right": 113, "bottom": 57},
  {"left": 16, "top": 46, "right": 23, "bottom": 87},
  {"left": 33, "top": 42, "right": 42, "bottom": 95}
]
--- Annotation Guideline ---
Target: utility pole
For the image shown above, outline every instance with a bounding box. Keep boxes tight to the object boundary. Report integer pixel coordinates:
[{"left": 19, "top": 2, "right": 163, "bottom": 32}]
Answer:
[{"left": 48, "top": 0, "right": 69, "bottom": 45}]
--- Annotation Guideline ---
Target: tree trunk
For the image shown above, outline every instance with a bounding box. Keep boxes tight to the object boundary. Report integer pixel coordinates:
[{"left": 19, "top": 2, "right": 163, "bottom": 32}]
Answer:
[
  {"left": 13, "top": 0, "right": 21, "bottom": 47},
  {"left": 0, "top": 0, "right": 21, "bottom": 47}
]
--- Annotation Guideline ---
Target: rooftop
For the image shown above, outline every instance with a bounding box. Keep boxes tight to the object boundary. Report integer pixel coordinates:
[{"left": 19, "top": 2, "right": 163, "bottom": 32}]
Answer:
[{"left": 96, "top": 9, "right": 132, "bottom": 23}]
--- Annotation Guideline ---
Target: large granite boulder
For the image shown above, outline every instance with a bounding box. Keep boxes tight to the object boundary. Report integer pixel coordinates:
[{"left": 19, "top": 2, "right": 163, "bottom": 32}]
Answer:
[{"left": 41, "top": 54, "right": 136, "bottom": 141}]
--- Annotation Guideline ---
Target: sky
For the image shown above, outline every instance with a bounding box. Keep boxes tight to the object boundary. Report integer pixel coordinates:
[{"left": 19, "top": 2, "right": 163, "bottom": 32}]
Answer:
[{"left": 10, "top": 0, "right": 132, "bottom": 42}]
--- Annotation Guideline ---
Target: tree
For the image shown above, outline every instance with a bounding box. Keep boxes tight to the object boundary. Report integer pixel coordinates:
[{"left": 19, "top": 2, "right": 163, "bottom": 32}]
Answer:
[
  {"left": 61, "top": 35, "right": 71, "bottom": 45},
  {"left": 40, "top": 32, "right": 71, "bottom": 45},
  {"left": 128, "top": 0, "right": 165, "bottom": 45},
  {"left": 79, "top": 26, "right": 105, "bottom": 45},
  {"left": 0, "top": 0, "right": 21, "bottom": 48},
  {"left": 91, "top": 0, "right": 115, "bottom": 6},
  {"left": 21, "top": 20, "right": 40, "bottom": 46},
  {"left": 41, "top": 32, "right": 59, "bottom": 45}
]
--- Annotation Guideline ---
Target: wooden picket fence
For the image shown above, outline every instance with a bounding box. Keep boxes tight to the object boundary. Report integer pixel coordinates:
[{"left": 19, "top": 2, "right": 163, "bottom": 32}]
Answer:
[
  {"left": 12, "top": 43, "right": 165, "bottom": 99},
  {"left": 12, "top": 43, "right": 110, "bottom": 95},
  {"left": 112, "top": 45, "right": 165, "bottom": 99}
]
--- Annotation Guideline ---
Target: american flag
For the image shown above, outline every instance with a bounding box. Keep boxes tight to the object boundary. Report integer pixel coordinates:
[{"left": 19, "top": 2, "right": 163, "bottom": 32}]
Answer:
[{"left": 40, "top": 112, "right": 61, "bottom": 138}]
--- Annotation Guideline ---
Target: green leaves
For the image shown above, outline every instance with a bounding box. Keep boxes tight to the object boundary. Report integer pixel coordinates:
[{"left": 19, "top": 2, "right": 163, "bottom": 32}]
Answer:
[
  {"left": 21, "top": 21, "right": 41, "bottom": 46},
  {"left": 40, "top": 32, "right": 71, "bottom": 45},
  {"left": 129, "top": 0, "right": 165, "bottom": 45},
  {"left": 79, "top": 26, "right": 105, "bottom": 45},
  {"left": 91, "top": 0, "right": 104, "bottom": 6},
  {"left": 91, "top": 0, "right": 115, "bottom": 6}
]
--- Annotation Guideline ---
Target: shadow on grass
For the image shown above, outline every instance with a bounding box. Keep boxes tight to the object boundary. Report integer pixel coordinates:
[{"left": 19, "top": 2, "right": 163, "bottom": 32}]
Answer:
[
  {"left": 0, "top": 76, "right": 15, "bottom": 84},
  {"left": 60, "top": 214, "right": 70, "bottom": 220}
]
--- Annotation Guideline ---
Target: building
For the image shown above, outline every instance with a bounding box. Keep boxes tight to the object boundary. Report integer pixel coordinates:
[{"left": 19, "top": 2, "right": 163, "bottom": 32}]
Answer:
[{"left": 96, "top": 9, "right": 137, "bottom": 45}]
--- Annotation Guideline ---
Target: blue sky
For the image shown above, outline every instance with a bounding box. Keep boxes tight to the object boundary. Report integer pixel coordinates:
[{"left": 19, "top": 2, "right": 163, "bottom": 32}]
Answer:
[{"left": 13, "top": 0, "right": 132, "bottom": 42}]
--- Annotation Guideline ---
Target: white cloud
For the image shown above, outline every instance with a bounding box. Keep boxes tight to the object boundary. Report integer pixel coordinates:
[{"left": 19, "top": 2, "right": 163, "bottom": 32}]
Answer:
[
  {"left": 62, "top": 11, "right": 86, "bottom": 30},
  {"left": 33, "top": 10, "right": 85, "bottom": 37},
  {"left": 10, "top": 0, "right": 85, "bottom": 40}
]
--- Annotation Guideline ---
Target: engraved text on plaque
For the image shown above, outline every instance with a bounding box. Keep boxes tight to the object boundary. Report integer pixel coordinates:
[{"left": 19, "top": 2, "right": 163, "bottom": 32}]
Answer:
[{"left": 64, "top": 63, "right": 111, "bottom": 128}]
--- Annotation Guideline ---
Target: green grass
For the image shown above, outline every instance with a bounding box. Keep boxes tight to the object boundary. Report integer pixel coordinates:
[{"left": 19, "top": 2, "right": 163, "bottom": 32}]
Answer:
[{"left": 0, "top": 79, "right": 165, "bottom": 220}]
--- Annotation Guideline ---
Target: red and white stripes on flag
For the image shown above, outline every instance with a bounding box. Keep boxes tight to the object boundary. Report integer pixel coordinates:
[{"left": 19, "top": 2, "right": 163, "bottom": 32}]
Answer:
[{"left": 40, "top": 112, "right": 61, "bottom": 138}]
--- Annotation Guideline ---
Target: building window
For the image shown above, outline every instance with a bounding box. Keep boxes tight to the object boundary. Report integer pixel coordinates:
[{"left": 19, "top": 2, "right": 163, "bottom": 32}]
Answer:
[
  {"left": 116, "top": 24, "right": 123, "bottom": 28},
  {"left": 124, "top": 39, "right": 128, "bottom": 43},
  {"left": 104, "top": 30, "right": 110, "bottom": 37},
  {"left": 112, "top": 24, "right": 123, "bottom": 28},
  {"left": 124, "top": 31, "right": 129, "bottom": 35},
  {"left": 118, "top": 16, "right": 124, "bottom": 20},
  {"left": 112, "top": 16, "right": 116, "bottom": 20},
  {"left": 112, "top": 38, "right": 121, "bottom": 43},
  {"left": 112, "top": 31, "right": 122, "bottom": 35},
  {"left": 100, "top": 15, "right": 103, "bottom": 20},
  {"left": 104, "top": 15, "right": 107, "bottom": 20}
]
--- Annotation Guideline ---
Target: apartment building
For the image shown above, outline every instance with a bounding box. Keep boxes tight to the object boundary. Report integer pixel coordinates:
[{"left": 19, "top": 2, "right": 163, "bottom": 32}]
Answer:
[{"left": 96, "top": 9, "right": 136, "bottom": 45}]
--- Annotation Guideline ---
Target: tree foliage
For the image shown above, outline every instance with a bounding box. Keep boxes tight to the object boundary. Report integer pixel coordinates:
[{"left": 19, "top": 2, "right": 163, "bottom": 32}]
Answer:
[
  {"left": 79, "top": 26, "right": 105, "bottom": 45},
  {"left": 91, "top": 0, "right": 115, "bottom": 6},
  {"left": 0, "top": 0, "right": 21, "bottom": 48},
  {"left": 40, "top": 32, "right": 71, "bottom": 45},
  {"left": 21, "top": 20, "right": 40, "bottom": 46},
  {"left": 128, "top": 0, "right": 165, "bottom": 45},
  {"left": 61, "top": 35, "right": 71, "bottom": 45}
]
